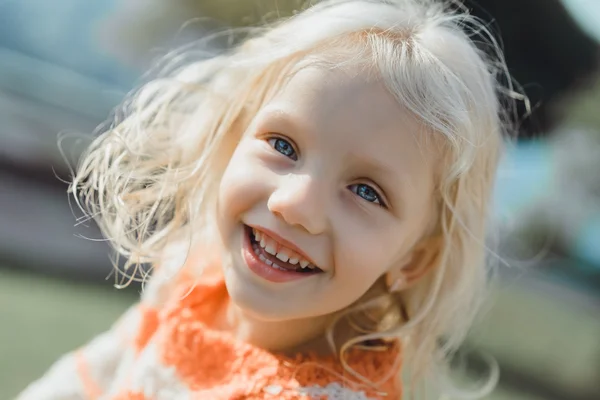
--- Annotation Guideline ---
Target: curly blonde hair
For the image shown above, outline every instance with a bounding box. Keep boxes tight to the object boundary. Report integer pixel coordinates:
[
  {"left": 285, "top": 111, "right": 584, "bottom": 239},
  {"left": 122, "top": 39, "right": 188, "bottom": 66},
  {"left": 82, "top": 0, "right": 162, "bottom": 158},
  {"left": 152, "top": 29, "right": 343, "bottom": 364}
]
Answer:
[{"left": 71, "top": 0, "right": 517, "bottom": 397}]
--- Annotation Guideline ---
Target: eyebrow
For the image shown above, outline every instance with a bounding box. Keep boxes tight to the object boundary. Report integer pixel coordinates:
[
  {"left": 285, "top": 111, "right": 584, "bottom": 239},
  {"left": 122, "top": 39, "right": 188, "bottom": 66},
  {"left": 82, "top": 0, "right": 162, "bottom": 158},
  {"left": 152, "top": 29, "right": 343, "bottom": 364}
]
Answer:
[
  {"left": 255, "top": 107, "right": 304, "bottom": 134},
  {"left": 348, "top": 151, "right": 401, "bottom": 183}
]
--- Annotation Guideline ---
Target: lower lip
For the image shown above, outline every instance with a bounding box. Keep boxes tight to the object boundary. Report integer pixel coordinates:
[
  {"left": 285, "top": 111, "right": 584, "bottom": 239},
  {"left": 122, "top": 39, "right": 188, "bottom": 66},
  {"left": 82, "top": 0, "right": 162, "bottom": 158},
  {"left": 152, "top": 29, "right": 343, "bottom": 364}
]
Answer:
[{"left": 241, "top": 226, "right": 320, "bottom": 283}]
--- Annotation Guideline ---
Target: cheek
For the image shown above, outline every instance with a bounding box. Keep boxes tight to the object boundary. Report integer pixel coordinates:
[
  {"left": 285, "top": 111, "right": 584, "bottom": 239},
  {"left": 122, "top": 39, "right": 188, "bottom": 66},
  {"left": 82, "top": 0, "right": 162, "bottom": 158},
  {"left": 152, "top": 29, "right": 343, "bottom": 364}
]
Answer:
[
  {"left": 218, "top": 144, "right": 268, "bottom": 223},
  {"left": 334, "top": 220, "right": 403, "bottom": 289}
]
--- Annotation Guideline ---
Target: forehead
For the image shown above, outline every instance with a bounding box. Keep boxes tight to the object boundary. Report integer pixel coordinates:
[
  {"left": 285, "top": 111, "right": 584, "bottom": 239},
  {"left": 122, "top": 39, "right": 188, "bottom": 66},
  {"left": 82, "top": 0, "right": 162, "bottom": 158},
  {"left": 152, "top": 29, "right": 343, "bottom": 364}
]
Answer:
[
  {"left": 274, "top": 65, "right": 405, "bottom": 137},
  {"left": 260, "top": 65, "right": 439, "bottom": 184}
]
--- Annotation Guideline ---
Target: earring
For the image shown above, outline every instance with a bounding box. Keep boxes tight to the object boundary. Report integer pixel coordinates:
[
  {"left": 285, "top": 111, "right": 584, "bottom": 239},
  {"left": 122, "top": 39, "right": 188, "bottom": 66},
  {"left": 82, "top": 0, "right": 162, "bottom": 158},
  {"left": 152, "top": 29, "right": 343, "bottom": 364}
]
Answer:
[{"left": 388, "top": 276, "right": 406, "bottom": 293}]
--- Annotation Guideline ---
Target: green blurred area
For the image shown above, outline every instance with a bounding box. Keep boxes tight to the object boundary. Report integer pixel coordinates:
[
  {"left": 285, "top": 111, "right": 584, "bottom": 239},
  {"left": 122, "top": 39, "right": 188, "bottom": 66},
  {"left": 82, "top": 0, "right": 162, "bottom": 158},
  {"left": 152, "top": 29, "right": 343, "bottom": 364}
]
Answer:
[
  {"left": 562, "top": 74, "right": 600, "bottom": 131},
  {"left": 0, "top": 268, "right": 137, "bottom": 398}
]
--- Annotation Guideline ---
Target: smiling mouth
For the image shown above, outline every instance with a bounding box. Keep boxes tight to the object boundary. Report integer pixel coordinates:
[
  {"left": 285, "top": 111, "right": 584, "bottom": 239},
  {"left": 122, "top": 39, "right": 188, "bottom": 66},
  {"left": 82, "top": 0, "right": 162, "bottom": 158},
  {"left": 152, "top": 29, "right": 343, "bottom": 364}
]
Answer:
[{"left": 245, "top": 226, "right": 323, "bottom": 274}]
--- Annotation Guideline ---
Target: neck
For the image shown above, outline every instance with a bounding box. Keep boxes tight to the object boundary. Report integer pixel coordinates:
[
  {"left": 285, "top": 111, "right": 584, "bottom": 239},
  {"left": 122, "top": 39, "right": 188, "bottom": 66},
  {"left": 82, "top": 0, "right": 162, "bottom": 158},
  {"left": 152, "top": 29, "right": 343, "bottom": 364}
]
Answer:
[
  {"left": 217, "top": 279, "right": 392, "bottom": 355},
  {"left": 221, "top": 301, "right": 336, "bottom": 354}
]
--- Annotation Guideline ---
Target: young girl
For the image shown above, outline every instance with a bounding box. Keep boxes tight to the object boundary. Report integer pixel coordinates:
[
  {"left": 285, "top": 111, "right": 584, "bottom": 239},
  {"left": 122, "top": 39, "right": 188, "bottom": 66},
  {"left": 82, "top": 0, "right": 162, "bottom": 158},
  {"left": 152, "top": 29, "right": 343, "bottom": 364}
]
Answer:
[{"left": 19, "top": 0, "right": 512, "bottom": 398}]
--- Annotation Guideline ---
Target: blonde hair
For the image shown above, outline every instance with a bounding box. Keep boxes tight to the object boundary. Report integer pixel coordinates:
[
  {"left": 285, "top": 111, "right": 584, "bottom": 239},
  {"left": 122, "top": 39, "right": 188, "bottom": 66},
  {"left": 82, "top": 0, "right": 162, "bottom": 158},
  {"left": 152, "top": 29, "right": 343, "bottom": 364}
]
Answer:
[{"left": 71, "top": 0, "right": 516, "bottom": 397}]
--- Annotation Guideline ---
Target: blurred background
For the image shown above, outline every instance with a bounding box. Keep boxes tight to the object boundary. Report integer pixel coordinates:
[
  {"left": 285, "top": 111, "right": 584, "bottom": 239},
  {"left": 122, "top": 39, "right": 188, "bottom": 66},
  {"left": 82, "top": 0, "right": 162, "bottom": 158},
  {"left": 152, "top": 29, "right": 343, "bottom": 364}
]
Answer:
[{"left": 1, "top": 0, "right": 599, "bottom": 399}]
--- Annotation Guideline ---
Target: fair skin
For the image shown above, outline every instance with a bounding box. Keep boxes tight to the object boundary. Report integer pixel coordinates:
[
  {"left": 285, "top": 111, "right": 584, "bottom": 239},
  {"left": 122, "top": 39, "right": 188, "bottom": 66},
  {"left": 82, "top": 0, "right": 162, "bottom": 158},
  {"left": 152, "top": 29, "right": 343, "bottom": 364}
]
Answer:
[{"left": 216, "top": 62, "right": 439, "bottom": 352}]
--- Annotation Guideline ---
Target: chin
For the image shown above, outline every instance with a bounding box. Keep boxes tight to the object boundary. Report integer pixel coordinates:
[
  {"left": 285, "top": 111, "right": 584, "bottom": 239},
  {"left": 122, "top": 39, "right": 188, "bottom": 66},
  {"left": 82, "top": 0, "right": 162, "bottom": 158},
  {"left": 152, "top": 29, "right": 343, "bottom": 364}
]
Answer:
[
  {"left": 223, "top": 265, "right": 332, "bottom": 324},
  {"left": 222, "top": 265, "right": 298, "bottom": 320}
]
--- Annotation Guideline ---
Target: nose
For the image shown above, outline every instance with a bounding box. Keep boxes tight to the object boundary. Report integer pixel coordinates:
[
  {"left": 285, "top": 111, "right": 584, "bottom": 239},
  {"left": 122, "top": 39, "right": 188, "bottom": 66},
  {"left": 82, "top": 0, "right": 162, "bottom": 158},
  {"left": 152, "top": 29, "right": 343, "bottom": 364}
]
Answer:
[{"left": 267, "top": 174, "right": 328, "bottom": 235}]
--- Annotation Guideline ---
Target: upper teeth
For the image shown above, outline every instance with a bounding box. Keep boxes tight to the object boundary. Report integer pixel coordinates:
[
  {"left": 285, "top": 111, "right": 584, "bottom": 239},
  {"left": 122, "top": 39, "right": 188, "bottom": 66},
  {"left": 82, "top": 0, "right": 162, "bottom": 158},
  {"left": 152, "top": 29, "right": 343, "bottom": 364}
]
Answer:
[
  {"left": 276, "top": 251, "right": 289, "bottom": 263},
  {"left": 252, "top": 228, "right": 315, "bottom": 269}
]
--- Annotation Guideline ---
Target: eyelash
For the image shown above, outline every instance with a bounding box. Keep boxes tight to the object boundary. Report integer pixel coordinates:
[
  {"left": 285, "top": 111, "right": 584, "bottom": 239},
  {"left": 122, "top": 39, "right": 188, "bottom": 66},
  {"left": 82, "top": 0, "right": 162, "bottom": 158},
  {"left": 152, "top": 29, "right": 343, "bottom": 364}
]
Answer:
[{"left": 266, "top": 136, "right": 387, "bottom": 208}]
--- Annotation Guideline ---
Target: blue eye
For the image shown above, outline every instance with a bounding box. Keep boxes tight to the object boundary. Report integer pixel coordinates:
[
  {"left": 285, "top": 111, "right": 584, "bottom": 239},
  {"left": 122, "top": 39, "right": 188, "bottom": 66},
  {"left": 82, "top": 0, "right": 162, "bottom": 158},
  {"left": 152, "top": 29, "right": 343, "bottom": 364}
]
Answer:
[
  {"left": 268, "top": 137, "right": 297, "bottom": 160},
  {"left": 349, "top": 183, "right": 385, "bottom": 207}
]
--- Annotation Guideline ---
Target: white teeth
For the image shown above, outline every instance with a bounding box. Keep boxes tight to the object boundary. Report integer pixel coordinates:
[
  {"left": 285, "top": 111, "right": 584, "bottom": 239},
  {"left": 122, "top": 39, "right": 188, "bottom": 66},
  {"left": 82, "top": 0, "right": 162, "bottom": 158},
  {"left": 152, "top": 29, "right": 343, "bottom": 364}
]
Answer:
[
  {"left": 252, "top": 231, "right": 320, "bottom": 271},
  {"left": 276, "top": 250, "right": 290, "bottom": 262},
  {"left": 264, "top": 244, "right": 276, "bottom": 256}
]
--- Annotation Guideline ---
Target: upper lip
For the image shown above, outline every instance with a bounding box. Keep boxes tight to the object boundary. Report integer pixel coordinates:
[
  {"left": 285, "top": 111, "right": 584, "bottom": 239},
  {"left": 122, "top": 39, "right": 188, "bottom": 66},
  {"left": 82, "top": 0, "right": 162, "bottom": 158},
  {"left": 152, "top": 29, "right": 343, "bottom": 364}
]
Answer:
[{"left": 249, "top": 225, "right": 320, "bottom": 268}]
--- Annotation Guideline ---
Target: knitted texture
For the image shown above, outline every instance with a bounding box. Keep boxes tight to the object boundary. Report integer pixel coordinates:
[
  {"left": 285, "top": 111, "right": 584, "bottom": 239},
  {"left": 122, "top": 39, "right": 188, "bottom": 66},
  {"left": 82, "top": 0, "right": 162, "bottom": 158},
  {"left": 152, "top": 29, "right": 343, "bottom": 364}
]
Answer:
[{"left": 18, "top": 270, "right": 402, "bottom": 400}]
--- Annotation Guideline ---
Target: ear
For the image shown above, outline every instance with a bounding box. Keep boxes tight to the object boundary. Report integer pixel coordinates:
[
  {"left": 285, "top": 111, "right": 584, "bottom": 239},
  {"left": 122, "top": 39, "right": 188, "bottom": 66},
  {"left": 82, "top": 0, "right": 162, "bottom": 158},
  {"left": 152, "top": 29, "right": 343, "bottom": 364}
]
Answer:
[{"left": 386, "top": 236, "right": 442, "bottom": 292}]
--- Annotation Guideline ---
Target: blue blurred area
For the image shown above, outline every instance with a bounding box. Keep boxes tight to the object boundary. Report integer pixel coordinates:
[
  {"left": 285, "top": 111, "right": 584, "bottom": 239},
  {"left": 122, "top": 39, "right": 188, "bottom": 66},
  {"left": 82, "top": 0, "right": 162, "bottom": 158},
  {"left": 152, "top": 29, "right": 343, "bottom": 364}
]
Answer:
[
  {"left": 0, "top": 0, "right": 138, "bottom": 127},
  {"left": 0, "top": 0, "right": 135, "bottom": 88},
  {"left": 562, "top": 0, "right": 600, "bottom": 41},
  {"left": 573, "top": 207, "right": 600, "bottom": 268},
  {"left": 495, "top": 140, "right": 600, "bottom": 269},
  {"left": 494, "top": 141, "right": 553, "bottom": 218}
]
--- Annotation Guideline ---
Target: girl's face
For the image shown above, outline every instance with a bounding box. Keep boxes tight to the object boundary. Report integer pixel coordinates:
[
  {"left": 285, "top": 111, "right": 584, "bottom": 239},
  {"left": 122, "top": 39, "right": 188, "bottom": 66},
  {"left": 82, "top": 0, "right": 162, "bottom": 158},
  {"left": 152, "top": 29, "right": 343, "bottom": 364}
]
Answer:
[{"left": 217, "top": 64, "right": 438, "bottom": 321}]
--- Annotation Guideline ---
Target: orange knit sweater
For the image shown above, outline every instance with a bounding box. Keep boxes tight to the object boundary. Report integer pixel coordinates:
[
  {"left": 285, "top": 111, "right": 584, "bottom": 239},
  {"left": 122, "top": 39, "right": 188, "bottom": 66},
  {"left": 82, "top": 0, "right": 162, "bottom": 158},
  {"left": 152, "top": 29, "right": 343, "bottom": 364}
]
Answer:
[{"left": 18, "top": 266, "right": 402, "bottom": 400}]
